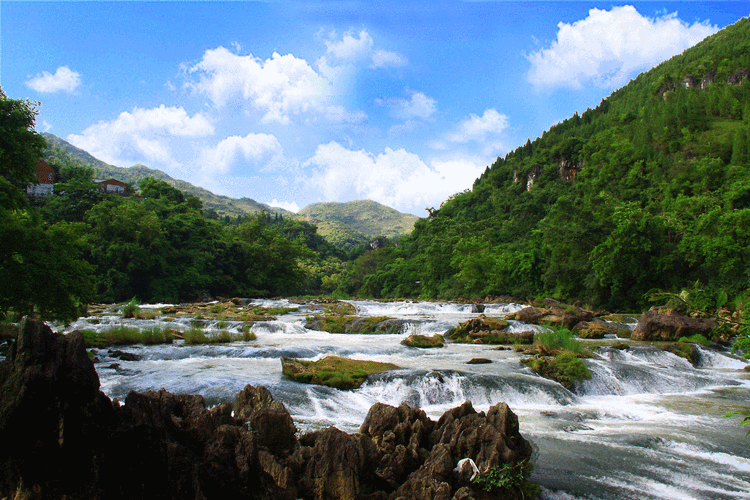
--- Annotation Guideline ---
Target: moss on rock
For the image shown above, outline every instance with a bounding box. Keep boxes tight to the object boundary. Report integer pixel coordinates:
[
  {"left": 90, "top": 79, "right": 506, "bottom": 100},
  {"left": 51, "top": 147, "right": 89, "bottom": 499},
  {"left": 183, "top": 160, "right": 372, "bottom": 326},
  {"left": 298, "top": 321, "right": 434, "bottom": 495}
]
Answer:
[
  {"left": 520, "top": 352, "right": 592, "bottom": 390},
  {"left": 401, "top": 334, "right": 444, "bottom": 348},
  {"left": 281, "top": 355, "right": 400, "bottom": 389}
]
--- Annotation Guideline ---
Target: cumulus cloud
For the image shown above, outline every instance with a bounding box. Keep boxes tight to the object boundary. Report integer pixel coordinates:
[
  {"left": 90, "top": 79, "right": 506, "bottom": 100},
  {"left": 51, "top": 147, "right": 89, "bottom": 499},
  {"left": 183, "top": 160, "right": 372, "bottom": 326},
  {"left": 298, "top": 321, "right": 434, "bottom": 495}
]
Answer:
[
  {"left": 372, "top": 49, "right": 408, "bottom": 68},
  {"left": 199, "top": 133, "right": 282, "bottom": 173},
  {"left": 325, "top": 30, "right": 374, "bottom": 62},
  {"left": 431, "top": 108, "right": 509, "bottom": 155},
  {"left": 25, "top": 66, "right": 81, "bottom": 93},
  {"left": 526, "top": 5, "right": 718, "bottom": 89},
  {"left": 67, "top": 105, "right": 213, "bottom": 167},
  {"left": 376, "top": 91, "right": 436, "bottom": 120},
  {"left": 306, "top": 142, "right": 485, "bottom": 212},
  {"left": 268, "top": 199, "right": 300, "bottom": 213},
  {"left": 323, "top": 29, "right": 407, "bottom": 69},
  {"left": 187, "top": 47, "right": 329, "bottom": 123}
]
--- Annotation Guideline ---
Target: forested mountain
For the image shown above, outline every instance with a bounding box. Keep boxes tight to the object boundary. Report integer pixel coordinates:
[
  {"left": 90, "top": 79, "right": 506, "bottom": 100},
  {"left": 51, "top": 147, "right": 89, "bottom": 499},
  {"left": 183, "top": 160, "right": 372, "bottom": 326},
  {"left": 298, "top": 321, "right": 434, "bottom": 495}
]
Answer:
[
  {"left": 342, "top": 17, "right": 750, "bottom": 310},
  {"left": 299, "top": 200, "right": 419, "bottom": 248},
  {"left": 43, "top": 134, "right": 417, "bottom": 248},
  {"left": 42, "top": 133, "right": 294, "bottom": 219}
]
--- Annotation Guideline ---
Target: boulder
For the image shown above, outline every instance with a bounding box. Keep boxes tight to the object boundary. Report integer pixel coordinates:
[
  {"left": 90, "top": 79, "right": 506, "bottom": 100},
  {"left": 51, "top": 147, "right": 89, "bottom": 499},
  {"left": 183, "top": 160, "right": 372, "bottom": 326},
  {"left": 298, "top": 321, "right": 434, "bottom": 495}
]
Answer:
[
  {"left": 506, "top": 299, "right": 594, "bottom": 329},
  {"left": 632, "top": 309, "right": 716, "bottom": 341},
  {"left": 402, "top": 334, "right": 445, "bottom": 348}
]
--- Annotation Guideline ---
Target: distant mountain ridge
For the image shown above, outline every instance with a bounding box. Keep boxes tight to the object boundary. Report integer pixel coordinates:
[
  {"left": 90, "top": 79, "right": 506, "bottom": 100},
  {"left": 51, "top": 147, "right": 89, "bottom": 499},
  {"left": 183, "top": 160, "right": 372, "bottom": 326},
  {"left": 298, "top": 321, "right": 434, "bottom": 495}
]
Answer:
[
  {"left": 41, "top": 133, "right": 419, "bottom": 246},
  {"left": 299, "top": 200, "right": 419, "bottom": 247},
  {"left": 42, "top": 133, "right": 292, "bottom": 218}
]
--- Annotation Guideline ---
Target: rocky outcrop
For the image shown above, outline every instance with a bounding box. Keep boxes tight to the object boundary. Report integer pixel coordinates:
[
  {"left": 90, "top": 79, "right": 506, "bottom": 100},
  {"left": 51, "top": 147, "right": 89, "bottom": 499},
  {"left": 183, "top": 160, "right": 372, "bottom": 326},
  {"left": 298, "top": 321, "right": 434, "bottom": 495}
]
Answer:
[
  {"left": 446, "top": 315, "right": 533, "bottom": 345},
  {"left": 506, "top": 298, "right": 594, "bottom": 330},
  {"left": 572, "top": 317, "right": 631, "bottom": 339},
  {"left": 0, "top": 319, "right": 533, "bottom": 500},
  {"left": 632, "top": 309, "right": 716, "bottom": 341},
  {"left": 727, "top": 68, "right": 750, "bottom": 86}
]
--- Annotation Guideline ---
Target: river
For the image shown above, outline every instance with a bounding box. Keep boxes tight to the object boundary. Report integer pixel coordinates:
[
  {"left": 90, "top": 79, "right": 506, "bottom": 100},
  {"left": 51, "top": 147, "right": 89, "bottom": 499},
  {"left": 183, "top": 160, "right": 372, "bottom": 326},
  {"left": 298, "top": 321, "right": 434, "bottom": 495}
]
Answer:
[{"left": 62, "top": 299, "right": 750, "bottom": 499}]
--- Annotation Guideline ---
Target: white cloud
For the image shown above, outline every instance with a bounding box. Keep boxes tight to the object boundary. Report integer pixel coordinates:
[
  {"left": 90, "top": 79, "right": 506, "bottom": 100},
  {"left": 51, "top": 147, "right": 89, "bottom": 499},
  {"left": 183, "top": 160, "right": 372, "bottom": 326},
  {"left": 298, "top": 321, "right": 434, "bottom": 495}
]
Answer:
[
  {"left": 187, "top": 47, "right": 329, "bottom": 123},
  {"left": 444, "top": 108, "right": 509, "bottom": 146},
  {"left": 372, "top": 49, "right": 408, "bottom": 68},
  {"left": 323, "top": 105, "right": 368, "bottom": 124},
  {"left": 269, "top": 199, "right": 300, "bottom": 213},
  {"left": 25, "top": 66, "right": 81, "bottom": 93},
  {"left": 376, "top": 91, "right": 436, "bottom": 120},
  {"left": 199, "top": 133, "right": 282, "bottom": 173},
  {"left": 325, "top": 30, "right": 374, "bottom": 62},
  {"left": 306, "top": 141, "right": 484, "bottom": 212},
  {"left": 67, "top": 105, "right": 213, "bottom": 167},
  {"left": 526, "top": 5, "right": 718, "bottom": 89}
]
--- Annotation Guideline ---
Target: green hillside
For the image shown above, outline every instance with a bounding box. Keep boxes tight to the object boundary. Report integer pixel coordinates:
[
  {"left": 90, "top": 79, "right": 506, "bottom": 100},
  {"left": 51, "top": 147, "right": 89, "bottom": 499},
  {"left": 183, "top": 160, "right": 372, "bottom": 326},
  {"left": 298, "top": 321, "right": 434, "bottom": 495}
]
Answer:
[
  {"left": 42, "top": 133, "right": 293, "bottom": 218},
  {"left": 341, "top": 17, "right": 750, "bottom": 311},
  {"left": 299, "top": 200, "right": 419, "bottom": 248}
]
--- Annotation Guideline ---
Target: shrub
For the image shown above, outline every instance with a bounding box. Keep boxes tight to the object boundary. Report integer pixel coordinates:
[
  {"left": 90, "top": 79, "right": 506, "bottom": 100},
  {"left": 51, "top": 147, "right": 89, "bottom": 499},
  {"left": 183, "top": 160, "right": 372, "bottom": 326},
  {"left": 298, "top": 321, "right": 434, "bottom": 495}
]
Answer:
[
  {"left": 121, "top": 298, "right": 140, "bottom": 318},
  {"left": 473, "top": 460, "right": 539, "bottom": 498},
  {"left": 209, "top": 304, "right": 223, "bottom": 314},
  {"left": 535, "top": 327, "right": 585, "bottom": 356}
]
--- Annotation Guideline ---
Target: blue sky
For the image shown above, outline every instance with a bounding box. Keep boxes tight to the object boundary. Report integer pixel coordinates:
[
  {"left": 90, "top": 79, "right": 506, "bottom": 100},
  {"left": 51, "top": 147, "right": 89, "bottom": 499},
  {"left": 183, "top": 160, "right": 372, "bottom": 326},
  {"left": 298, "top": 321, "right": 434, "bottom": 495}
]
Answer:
[{"left": 2, "top": 1, "right": 747, "bottom": 215}]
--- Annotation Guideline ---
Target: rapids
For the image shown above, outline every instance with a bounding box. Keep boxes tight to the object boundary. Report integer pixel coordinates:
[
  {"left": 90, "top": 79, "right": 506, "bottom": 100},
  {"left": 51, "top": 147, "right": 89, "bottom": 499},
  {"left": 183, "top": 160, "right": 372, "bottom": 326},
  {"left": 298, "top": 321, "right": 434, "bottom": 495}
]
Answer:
[{"left": 60, "top": 299, "right": 750, "bottom": 499}]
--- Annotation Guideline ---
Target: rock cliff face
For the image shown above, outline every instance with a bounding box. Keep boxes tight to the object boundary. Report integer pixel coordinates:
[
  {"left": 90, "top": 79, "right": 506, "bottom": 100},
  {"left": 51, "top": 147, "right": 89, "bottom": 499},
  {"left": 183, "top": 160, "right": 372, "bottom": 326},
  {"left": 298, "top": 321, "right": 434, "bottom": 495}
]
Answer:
[{"left": 0, "top": 319, "right": 533, "bottom": 500}]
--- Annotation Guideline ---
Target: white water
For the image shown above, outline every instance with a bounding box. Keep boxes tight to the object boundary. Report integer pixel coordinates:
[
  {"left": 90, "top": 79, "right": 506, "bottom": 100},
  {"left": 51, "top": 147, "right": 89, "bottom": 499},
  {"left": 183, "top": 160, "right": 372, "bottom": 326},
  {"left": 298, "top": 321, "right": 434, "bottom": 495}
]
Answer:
[{"left": 65, "top": 300, "right": 750, "bottom": 499}]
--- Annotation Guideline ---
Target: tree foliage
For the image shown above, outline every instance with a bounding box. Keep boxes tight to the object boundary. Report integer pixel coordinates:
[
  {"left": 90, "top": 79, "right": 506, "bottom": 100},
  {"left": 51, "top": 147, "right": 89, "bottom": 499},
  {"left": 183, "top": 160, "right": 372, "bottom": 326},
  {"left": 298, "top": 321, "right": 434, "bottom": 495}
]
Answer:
[{"left": 336, "top": 18, "right": 750, "bottom": 312}]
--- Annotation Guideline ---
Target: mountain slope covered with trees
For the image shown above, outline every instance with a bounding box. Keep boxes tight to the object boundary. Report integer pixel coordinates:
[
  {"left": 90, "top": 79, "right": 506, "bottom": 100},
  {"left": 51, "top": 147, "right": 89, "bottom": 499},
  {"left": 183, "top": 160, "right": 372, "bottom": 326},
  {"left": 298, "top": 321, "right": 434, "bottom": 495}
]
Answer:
[
  {"left": 299, "top": 200, "right": 419, "bottom": 248},
  {"left": 340, "top": 17, "right": 750, "bottom": 312},
  {"left": 43, "top": 133, "right": 295, "bottom": 219}
]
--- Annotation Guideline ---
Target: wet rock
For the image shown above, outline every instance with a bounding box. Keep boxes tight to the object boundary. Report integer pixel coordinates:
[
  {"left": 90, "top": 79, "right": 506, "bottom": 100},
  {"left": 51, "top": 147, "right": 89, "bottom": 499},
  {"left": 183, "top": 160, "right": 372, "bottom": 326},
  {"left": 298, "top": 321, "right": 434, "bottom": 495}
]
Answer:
[
  {"left": 108, "top": 349, "right": 140, "bottom": 361},
  {"left": 234, "top": 384, "right": 298, "bottom": 456},
  {"left": 471, "top": 303, "right": 485, "bottom": 314},
  {"left": 506, "top": 299, "right": 594, "bottom": 329},
  {"left": 402, "top": 334, "right": 445, "bottom": 348},
  {"left": 632, "top": 309, "right": 716, "bottom": 341},
  {"left": 295, "top": 426, "right": 377, "bottom": 500},
  {"left": 446, "top": 315, "right": 525, "bottom": 344},
  {"left": 466, "top": 358, "right": 492, "bottom": 364}
]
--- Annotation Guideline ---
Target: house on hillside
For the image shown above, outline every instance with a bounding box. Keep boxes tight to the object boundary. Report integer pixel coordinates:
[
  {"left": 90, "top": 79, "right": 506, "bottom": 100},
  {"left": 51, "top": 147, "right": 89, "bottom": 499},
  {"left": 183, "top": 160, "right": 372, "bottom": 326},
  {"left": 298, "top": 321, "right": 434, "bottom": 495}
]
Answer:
[
  {"left": 93, "top": 178, "right": 128, "bottom": 195},
  {"left": 26, "top": 160, "right": 56, "bottom": 197}
]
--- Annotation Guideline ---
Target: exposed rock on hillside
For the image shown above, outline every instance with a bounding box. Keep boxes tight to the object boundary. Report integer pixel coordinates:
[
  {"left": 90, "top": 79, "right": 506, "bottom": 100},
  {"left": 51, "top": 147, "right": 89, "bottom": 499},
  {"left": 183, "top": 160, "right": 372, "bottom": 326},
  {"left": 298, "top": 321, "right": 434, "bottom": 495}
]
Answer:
[{"left": 0, "top": 319, "right": 533, "bottom": 500}]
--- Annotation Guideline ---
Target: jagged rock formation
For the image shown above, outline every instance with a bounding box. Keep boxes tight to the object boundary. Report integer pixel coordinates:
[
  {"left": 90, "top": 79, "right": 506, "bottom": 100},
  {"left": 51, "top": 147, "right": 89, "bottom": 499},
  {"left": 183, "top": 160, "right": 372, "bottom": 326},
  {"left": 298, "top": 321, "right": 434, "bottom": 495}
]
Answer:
[{"left": 0, "top": 319, "right": 533, "bottom": 500}]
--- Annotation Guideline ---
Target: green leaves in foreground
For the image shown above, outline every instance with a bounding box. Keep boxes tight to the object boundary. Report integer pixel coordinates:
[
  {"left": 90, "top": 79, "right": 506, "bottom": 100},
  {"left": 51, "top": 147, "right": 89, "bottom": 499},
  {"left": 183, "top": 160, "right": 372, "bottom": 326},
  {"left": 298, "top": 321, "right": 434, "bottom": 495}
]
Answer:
[
  {"left": 724, "top": 410, "right": 750, "bottom": 436},
  {"left": 473, "top": 460, "right": 540, "bottom": 498}
]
